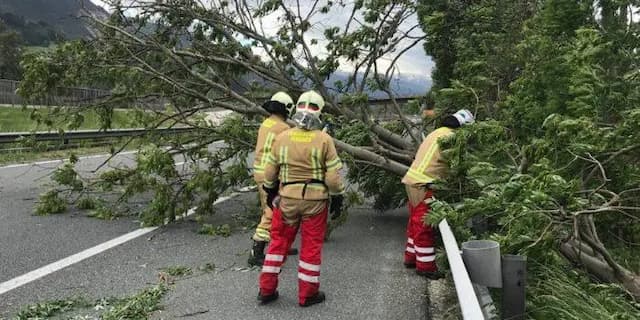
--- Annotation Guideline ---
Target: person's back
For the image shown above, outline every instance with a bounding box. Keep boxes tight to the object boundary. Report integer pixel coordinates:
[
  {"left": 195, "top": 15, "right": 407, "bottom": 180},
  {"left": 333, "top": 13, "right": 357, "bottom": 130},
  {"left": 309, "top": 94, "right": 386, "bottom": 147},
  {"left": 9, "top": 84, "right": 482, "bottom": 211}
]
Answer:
[{"left": 270, "top": 127, "right": 344, "bottom": 201}]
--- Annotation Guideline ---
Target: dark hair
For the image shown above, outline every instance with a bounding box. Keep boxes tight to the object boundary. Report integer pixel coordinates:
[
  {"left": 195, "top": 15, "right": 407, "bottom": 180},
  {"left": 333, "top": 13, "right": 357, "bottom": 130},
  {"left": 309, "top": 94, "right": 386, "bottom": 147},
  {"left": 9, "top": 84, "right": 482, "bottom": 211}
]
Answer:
[
  {"left": 261, "top": 100, "right": 289, "bottom": 117},
  {"left": 440, "top": 115, "right": 461, "bottom": 128}
]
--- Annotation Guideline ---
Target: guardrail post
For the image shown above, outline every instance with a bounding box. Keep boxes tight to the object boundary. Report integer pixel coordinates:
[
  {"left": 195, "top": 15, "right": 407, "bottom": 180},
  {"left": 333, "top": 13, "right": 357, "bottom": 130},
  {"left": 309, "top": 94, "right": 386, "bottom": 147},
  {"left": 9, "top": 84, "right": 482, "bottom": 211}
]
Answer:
[
  {"left": 462, "top": 240, "right": 502, "bottom": 288},
  {"left": 501, "top": 254, "right": 526, "bottom": 320}
]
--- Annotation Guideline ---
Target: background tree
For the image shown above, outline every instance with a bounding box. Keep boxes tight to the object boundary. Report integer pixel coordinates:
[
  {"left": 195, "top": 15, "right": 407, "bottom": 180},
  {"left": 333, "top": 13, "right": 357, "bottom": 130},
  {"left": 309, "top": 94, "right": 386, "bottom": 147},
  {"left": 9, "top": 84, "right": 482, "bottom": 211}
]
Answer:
[{"left": 0, "top": 20, "right": 23, "bottom": 80}]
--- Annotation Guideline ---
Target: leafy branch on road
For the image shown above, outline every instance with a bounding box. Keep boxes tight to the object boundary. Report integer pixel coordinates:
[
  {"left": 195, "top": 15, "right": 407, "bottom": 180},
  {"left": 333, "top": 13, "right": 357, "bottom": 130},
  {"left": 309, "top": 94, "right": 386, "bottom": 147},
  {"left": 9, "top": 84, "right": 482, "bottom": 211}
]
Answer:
[
  {"left": 14, "top": 296, "right": 90, "bottom": 320},
  {"left": 33, "top": 117, "right": 256, "bottom": 226},
  {"left": 12, "top": 284, "right": 168, "bottom": 320}
]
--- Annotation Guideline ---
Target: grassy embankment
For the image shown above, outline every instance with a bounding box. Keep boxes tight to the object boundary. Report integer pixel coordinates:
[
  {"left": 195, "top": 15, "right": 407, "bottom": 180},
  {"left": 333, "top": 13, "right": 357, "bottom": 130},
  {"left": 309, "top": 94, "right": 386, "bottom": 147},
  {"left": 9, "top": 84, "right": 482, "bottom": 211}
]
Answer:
[
  {"left": 0, "top": 105, "right": 138, "bottom": 165},
  {"left": 0, "top": 105, "right": 134, "bottom": 132}
]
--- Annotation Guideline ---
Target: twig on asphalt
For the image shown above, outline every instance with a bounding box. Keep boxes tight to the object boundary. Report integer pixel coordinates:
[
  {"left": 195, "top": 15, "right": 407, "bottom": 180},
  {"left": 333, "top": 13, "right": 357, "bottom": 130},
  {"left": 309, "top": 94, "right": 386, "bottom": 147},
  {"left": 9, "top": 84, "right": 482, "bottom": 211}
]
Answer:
[{"left": 179, "top": 310, "right": 210, "bottom": 317}]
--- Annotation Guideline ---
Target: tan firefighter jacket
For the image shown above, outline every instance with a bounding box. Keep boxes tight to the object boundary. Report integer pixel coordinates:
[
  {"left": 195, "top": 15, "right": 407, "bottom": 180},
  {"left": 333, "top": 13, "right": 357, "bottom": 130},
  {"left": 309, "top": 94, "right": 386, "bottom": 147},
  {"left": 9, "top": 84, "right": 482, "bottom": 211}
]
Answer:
[
  {"left": 253, "top": 115, "right": 290, "bottom": 182},
  {"left": 263, "top": 127, "right": 345, "bottom": 200},
  {"left": 402, "top": 127, "right": 455, "bottom": 187}
]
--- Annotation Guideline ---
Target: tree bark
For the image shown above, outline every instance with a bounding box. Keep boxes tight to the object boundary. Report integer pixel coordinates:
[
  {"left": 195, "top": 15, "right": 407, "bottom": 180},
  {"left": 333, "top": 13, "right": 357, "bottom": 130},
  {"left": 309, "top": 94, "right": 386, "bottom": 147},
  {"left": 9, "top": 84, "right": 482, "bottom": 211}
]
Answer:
[{"left": 560, "top": 239, "right": 640, "bottom": 300}]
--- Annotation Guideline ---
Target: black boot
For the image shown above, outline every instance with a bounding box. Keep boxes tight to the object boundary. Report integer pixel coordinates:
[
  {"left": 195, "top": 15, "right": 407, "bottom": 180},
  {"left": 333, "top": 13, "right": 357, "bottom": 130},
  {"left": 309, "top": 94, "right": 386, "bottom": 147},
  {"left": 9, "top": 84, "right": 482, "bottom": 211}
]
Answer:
[
  {"left": 258, "top": 290, "right": 279, "bottom": 304},
  {"left": 300, "top": 291, "right": 326, "bottom": 307},
  {"left": 248, "top": 240, "right": 267, "bottom": 266}
]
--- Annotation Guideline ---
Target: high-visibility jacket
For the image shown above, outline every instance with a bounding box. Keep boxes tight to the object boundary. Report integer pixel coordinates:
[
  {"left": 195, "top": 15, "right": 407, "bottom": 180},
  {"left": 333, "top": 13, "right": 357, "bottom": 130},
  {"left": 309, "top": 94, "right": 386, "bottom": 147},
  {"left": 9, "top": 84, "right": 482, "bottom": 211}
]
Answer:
[
  {"left": 253, "top": 115, "right": 290, "bottom": 182},
  {"left": 263, "top": 127, "right": 344, "bottom": 200},
  {"left": 401, "top": 127, "right": 455, "bottom": 186}
]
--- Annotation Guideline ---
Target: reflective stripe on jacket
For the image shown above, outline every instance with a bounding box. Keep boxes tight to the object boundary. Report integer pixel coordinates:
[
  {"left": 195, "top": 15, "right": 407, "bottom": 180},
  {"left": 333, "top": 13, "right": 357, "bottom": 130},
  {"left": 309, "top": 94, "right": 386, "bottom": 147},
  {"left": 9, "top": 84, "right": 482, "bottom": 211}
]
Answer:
[
  {"left": 401, "top": 127, "right": 455, "bottom": 186},
  {"left": 253, "top": 115, "right": 290, "bottom": 181},
  {"left": 263, "top": 127, "right": 344, "bottom": 200}
]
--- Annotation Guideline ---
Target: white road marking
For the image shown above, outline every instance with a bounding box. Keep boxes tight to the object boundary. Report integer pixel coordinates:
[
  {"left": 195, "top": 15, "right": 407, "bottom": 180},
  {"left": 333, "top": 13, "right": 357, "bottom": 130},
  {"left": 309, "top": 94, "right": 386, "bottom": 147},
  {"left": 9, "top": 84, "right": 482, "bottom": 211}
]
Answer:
[
  {"left": 0, "top": 227, "right": 158, "bottom": 296},
  {"left": 0, "top": 185, "right": 256, "bottom": 296}
]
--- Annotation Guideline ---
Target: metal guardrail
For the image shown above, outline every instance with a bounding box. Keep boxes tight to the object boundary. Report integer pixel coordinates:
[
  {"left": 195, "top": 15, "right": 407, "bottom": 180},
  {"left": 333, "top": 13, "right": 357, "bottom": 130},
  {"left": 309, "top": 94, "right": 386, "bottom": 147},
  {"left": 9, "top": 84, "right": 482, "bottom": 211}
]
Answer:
[
  {"left": 0, "top": 127, "right": 197, "bottom": 144},
  {"left": 439, "top": 219, "right": 486, "bottom": 319},
  {"left": 439, "top": 219, "right": 527, "bottom": 320}
]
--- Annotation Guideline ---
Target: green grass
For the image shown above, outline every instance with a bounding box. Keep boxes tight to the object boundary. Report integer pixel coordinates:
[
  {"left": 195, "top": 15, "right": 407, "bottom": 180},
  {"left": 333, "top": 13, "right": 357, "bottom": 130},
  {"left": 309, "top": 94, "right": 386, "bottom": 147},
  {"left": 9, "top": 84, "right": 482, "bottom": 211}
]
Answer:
[{"left": 0, "top": 105, "right": 136, "bottom": 132}]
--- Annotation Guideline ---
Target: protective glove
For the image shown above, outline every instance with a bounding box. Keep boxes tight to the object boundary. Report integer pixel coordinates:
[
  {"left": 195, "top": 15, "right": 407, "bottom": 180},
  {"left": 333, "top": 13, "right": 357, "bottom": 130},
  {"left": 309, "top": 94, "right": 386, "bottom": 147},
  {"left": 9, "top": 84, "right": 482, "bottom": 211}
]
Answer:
[
  {"left": 263, "top": 183, "right": 279, "bottom": 210},
  {"left": 329, "top": 194, "right": 344, "bottom": 220}
]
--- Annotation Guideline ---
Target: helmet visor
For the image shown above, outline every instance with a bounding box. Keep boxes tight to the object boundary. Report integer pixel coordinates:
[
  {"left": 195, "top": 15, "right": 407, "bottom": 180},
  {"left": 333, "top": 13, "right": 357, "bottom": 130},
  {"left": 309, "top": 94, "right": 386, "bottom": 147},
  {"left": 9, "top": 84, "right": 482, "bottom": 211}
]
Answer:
[{"left": 297, "top": 101, "right": 321, "bottom": 112}]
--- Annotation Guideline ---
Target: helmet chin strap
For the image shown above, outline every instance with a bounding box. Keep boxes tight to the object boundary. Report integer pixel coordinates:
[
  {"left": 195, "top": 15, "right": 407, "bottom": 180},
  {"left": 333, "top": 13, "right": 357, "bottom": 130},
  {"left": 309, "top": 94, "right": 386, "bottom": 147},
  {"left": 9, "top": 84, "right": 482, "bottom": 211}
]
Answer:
[{"left": 292, "top": 111, "right": 324, "bottom": 130}]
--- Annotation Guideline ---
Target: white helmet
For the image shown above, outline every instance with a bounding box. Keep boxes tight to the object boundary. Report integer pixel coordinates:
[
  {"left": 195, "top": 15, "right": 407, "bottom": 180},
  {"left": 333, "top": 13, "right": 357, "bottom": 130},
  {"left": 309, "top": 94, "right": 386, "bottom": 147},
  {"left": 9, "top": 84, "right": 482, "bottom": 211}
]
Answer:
[
  {"left": 270, "top": 91, "right": 294, "bottom": 116},
  {"left": 296, "top": 90, "right": 324, "bottom": 116},
  {"left": 453, "top": 109, "right": 475, "bottom": 126}
]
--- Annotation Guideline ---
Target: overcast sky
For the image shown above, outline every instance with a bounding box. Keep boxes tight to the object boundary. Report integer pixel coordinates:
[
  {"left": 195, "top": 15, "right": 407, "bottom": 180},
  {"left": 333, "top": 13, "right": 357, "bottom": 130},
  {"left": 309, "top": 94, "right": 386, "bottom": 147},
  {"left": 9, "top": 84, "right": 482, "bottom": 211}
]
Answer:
[{"left": 90, "top": 0, "right": 434, "bottom": 78}]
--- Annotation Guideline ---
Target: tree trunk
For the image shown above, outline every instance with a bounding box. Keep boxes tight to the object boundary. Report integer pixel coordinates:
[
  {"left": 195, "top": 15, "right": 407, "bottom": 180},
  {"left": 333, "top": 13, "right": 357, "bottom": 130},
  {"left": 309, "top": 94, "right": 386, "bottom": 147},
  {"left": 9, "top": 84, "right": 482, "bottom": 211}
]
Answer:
[{"left": 560, "top": 240, "right": 640, "bottom": 301}]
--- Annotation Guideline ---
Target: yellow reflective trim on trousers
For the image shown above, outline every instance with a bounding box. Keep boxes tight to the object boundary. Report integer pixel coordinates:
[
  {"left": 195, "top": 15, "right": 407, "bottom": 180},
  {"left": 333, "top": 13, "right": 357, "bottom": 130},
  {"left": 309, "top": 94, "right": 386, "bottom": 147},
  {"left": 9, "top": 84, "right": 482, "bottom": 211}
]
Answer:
[
  {"left": 416, "top": 142, "right": 439, "bottom": 174},
  {"left": 406, "top": 168, "right": 436, "bottom": 183}
]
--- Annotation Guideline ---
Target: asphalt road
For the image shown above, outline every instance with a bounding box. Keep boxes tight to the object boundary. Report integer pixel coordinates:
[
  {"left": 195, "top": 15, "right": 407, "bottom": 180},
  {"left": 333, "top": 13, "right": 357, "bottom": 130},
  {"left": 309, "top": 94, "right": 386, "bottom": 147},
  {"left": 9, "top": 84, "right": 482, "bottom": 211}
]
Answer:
[
  {"left": 0, "top": 153, "right": 143, "bottom": 284},
  {"left": 0, "top": 150, "right": 435, "bottom": 319}
]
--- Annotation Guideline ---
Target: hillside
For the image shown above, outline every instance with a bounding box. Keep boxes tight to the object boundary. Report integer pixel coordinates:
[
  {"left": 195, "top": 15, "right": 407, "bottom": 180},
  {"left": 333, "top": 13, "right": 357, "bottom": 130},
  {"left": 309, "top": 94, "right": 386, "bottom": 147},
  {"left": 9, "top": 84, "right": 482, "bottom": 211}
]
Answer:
[{"left": 0, "top": 0, "right": 108, "bottom": 44}]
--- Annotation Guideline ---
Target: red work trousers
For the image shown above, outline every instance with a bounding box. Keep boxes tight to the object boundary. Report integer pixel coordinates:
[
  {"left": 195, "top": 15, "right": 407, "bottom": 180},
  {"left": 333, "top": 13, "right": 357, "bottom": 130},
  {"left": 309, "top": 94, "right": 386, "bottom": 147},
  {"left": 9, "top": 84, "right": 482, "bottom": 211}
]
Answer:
[
  {"left": 258, "top": 204, "right": 328, "bottom": 305},
  {"left": 404, "top": 190, "right": 437, "bottom": 272}
]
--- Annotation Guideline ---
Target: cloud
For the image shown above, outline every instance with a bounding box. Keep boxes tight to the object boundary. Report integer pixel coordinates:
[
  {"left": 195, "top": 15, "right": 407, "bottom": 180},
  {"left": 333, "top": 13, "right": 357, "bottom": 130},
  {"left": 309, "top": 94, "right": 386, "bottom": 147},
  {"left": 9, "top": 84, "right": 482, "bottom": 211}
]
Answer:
[
  {"left": 252, "top": 0, "right": 433, "bottom": 77},
  {"left": 89, "top": 0, "right": 434, "bottom": 78},
  {"left": 89, "top": 0, "right": 110, "bottom": 11}
]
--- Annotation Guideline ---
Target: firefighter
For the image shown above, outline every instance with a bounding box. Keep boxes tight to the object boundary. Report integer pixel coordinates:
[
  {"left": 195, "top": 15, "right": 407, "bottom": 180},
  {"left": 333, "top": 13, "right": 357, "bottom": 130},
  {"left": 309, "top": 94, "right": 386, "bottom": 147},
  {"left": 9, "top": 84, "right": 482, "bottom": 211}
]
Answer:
[
  {"left": 257, "top": 90, "right": 345, "bottom": 307},
  {"left": 248, "top": 91, "right": 297, "bottom": 266},
  {"left": 401, "top": 109, "right": 475, "bottom": 279}
]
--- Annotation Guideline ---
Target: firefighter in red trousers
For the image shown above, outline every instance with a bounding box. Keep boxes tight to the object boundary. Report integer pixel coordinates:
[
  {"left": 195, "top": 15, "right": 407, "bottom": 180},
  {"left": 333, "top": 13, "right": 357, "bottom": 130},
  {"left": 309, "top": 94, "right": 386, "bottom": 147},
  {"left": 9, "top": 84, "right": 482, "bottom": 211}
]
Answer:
[
  {"left": 401, "top": 109, "right": 475, "bottom": 279},
  {"left": 258, "top": 90, "right": 345, "bottom": 307},
  {"left": 248, "top": 92, "right": 299, "bottom": 266}
]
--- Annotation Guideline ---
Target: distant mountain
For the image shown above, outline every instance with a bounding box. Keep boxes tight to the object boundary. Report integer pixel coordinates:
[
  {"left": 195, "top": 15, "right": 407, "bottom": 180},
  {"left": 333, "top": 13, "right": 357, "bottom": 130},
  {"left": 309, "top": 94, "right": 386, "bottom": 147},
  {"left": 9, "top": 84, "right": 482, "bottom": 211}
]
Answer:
[
  {"left": 0, "top": 0, "right": 108, "bottom": 45},
  {"left": 326, "top": 71, "right": 432, "bottom": 99},
  {"left": 238, "top": 69, "right": 431, "bottom": 101}
]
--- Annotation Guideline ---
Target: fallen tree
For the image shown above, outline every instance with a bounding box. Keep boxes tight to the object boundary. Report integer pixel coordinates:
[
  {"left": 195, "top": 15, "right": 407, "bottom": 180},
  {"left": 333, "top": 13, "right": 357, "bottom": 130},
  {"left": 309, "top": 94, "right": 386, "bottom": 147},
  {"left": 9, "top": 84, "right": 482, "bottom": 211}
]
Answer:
[{"left": 18, "top": 0, "right": 640, "bottom": 316}]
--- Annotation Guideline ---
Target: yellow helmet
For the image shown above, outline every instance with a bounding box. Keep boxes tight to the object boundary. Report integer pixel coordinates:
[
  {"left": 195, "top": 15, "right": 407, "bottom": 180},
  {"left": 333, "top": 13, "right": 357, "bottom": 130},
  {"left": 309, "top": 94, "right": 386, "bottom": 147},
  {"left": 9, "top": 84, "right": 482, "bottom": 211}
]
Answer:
[{"left": 296, "top": 90, "right": 324, "bottom": 116}]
